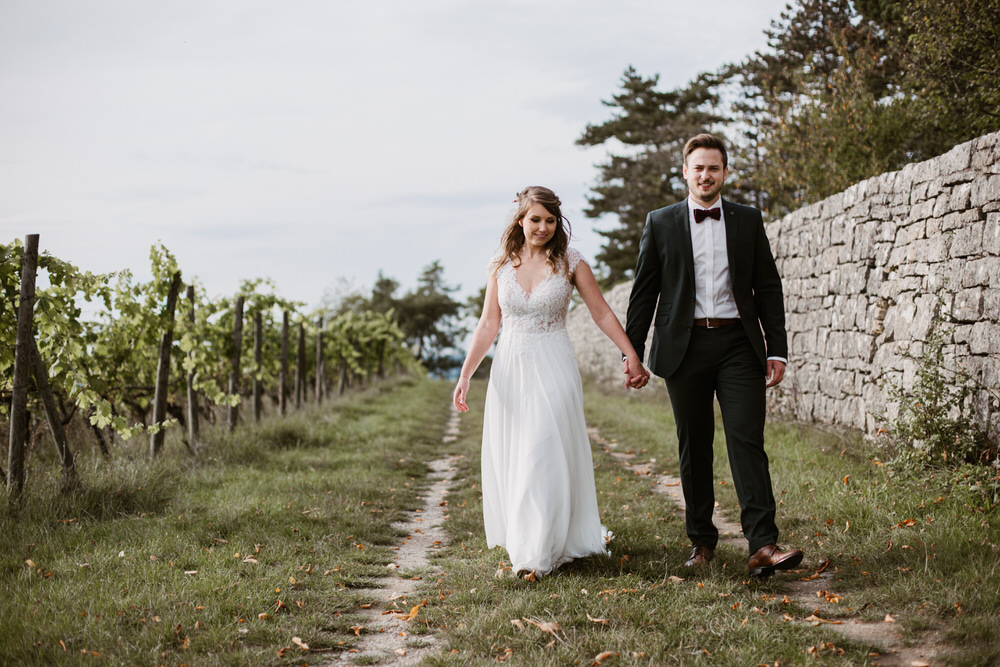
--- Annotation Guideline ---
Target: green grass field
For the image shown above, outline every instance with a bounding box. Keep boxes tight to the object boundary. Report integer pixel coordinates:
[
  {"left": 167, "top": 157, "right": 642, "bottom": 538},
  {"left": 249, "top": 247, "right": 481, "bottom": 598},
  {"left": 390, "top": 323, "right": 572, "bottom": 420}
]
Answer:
[{"left": 2, "top": 376, "right": 998, "bottom": 665}]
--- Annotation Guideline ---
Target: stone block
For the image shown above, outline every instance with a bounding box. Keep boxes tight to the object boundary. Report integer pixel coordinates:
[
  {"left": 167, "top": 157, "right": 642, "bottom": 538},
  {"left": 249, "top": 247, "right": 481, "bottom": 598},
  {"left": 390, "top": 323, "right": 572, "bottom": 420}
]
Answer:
[
  {"left": 942, "top": 169, "right": 979, "bottom": 187},
  {"left": 910, "top": 181, "right": 930, "bottom": 203},
  {"left": 939, "top": 140, "right": 974, "bottom": 174},
  {"left": 950, "top": 220, "right": 985, "bottom": 258},
  {"left": 961, "top": 257, "right": 1000, "bottom": 289},
  {"left": 932, "top": 192, "right": 953, "bottom": 218},
  {"left": 950, "top": 182, "right": 973, "bottom": 210},
  {"left": 984, "top": 212, "right": 1000, "bottom": 255},
  {"left": 896, "top": 220, "right": 926, "bottom": 246},
  {"left": 908, "top": 198, "right": 935, "bottom": 222},
  {"left": 969, "top": 321, "right": 1000, "bottom": 355},
  {"left": 971, "top": 134, "right": 1000, "bottom": 169},
  {"left": 971, "top": 174, "right": 1000, "bottom": 209},
  {"left": 952, "top": 288, "right": 984, "bottom": 322}
]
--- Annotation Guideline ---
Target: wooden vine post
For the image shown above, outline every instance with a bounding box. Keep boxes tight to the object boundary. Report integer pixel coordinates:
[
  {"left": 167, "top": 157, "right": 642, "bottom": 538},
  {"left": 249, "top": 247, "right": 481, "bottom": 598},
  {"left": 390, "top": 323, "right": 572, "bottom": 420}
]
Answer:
[
  {"left": 295, "top": 321, "right": 305, "bottom": 408},
  {"left": 150, "top": 271, "right": 182, "bottom": 458},
  {"left": 6, "top": 234, "right": 39, "bottom": 503},
  {"left": 279, "top": 311, "right": 289, "bottom": 415},
  {"left": 29, "top": 338, "right": 76, "bottom": 488},
  {"left": 315, "top": 316, "right": 324, "bottom": 405},
  {"left": 185, "top": 285, "right": 200, "bottom": 450},
  {"left": 227, "top": 295, "right": 245, "bottom": 432},
  {"left": 252, "top": 310, "right": 263, "bottom": 423}
]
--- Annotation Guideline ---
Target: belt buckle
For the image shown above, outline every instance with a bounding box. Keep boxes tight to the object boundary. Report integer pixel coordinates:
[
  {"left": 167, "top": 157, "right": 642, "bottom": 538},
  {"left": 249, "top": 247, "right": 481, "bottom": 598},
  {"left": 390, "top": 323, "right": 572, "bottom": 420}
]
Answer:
[{"left": 705, "top": 318, "right": 716, "bottom": 329}]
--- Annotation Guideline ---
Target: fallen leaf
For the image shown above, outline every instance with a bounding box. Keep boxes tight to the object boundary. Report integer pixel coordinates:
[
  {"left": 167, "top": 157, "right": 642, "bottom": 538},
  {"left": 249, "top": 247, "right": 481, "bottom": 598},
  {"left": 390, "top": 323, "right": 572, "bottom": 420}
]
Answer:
[
  {"left": 524, "top": 618, "right": 561, "bottom": 634},
  {"left": 668, "top": 575, "right": 685, "bottom": 583},
  {"left": 510, "top": 619, "right": 526, "bottom": 630},
  {"left": 805, "top": 614, "right": 842, "bottom": 625},
  {"left": 258, "top": 613, "right": 269, "bottom": 620},
  {"left": 592, "top": 650, "right": 618, "bottom": 665},
  {"left": 586, "top": 613, "right": 610, "bottom": 624},
  {"left": 885, "top": 614, "right": 896, "bottom": 623},
  {"left": 291, "top": 636, "right": 309, "bottom": 650},
  {"left": 394, "top": 648, "right": 406, "bottom": 656},
  {"left": 243, "top": 557, "right": 259, "bottom": 564},
  {"left": 405, "top": 605, "right": 421, "bottom": 621},
  {"left": 350, "top": 625, "right": 364, "bottom": 635}
]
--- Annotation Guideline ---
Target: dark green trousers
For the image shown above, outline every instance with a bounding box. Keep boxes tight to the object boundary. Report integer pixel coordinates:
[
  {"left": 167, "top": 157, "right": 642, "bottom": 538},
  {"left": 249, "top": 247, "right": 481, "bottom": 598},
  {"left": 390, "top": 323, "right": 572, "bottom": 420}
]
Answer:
[{"left": 664, "top": 325, "right": 779, "bottom": 554}]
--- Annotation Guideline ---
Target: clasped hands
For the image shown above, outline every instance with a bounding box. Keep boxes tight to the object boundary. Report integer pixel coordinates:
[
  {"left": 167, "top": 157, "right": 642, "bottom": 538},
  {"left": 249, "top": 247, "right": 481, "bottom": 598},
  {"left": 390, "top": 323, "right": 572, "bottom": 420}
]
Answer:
[{"left": 622, "top": 357, "right": 650, "bottom": 390}]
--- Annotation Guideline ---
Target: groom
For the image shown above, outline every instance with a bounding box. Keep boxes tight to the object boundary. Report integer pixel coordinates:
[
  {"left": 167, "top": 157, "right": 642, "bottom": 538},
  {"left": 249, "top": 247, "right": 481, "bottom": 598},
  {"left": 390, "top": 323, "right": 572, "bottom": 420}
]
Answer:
[{"left": 624, "top": 133, "right": 803, "bottom": 578}]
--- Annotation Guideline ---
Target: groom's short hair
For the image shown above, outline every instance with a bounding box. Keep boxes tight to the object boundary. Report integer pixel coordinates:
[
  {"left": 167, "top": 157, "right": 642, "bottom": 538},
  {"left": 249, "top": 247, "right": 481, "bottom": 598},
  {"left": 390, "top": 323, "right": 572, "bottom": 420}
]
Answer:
[{"left": 684, "top": 134, "right": 728, "bottom": 169}]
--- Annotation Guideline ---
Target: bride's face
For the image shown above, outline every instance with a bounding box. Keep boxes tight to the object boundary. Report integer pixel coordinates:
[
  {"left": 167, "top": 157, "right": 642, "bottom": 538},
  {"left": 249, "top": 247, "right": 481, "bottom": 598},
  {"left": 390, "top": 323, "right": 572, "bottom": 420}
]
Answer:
[{"left": 519, "top": 203, "right": 557, "bottom": 248}]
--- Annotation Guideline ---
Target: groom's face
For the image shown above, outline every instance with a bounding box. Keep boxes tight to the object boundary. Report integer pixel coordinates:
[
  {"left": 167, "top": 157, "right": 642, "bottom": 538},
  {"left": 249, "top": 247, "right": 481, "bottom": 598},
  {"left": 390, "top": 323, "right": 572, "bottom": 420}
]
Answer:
[{"left": 683, "top": 147, "right": 728, "bottom": 207}]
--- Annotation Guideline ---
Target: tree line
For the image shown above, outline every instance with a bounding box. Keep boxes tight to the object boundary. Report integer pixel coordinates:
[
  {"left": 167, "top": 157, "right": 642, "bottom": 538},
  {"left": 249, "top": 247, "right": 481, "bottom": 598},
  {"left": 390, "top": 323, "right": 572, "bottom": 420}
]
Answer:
[{"left": 579, "top": 0, "right": 999, "bottom": 284}]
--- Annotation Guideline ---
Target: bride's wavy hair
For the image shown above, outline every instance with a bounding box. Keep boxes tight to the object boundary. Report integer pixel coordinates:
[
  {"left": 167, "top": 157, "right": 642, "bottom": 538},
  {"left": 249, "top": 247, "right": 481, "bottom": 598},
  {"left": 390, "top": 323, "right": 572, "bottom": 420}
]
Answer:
[{"left": 494, "top": 186, "right": 572, "bottom": 276}]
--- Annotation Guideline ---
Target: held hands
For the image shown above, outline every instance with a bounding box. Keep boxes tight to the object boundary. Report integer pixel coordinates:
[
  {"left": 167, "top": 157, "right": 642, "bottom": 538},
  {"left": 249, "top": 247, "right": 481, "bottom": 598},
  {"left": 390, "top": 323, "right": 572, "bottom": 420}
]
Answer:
[
  {"left": 453, "top": 376, "right": 471, "bottom": 413},
  {"left": 622, "top": 355, "right": 650, "bottom": 390}
]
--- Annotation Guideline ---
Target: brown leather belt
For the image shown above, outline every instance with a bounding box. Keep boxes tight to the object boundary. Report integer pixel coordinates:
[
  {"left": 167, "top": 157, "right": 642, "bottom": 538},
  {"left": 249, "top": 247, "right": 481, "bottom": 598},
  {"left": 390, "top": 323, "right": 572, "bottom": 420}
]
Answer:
[{"left": 692, "top": 318, "right": 740, "bottom": 328}]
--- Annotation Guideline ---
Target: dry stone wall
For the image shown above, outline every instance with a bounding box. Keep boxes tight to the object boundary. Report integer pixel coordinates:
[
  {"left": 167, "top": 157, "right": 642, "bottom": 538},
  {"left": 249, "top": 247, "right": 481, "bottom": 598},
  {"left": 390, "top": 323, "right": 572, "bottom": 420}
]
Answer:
[{"left": 568, "top": 131, "right": 1000, "bottom": 441}]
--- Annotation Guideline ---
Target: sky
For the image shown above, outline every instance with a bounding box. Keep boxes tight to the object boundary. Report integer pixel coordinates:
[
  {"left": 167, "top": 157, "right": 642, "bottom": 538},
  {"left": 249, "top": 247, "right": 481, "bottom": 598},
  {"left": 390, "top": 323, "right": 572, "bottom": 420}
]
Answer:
[{"left": 1, "top": 0, "right": 789, "bottom": 310}]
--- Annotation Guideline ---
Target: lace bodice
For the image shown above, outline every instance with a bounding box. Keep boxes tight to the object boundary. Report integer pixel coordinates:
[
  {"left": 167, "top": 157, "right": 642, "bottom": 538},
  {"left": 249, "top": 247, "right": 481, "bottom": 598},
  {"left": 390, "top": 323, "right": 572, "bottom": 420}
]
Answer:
[{"left": 495, "top": 248, "right": 585, "bottom": 334}]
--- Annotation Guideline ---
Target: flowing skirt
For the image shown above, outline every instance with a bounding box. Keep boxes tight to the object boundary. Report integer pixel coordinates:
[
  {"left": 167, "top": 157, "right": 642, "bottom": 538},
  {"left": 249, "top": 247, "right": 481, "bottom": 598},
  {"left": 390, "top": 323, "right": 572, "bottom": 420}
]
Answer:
[{"left": 481, "top": 327, "right": 607, "bottom": 574}]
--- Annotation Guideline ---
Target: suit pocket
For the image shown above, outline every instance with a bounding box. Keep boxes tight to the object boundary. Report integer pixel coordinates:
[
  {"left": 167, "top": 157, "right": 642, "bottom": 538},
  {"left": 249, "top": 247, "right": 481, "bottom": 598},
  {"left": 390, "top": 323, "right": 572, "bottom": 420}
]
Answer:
[{"left": 654, "top": 303, "right": 672, "bottom": 326}]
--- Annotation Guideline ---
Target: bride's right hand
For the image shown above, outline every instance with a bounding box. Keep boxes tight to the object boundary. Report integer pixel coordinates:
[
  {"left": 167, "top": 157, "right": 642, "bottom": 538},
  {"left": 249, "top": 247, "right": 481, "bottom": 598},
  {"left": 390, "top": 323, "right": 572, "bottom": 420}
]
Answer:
[{"left": 453, "top": 377, "right": 470, "bottom": 412}]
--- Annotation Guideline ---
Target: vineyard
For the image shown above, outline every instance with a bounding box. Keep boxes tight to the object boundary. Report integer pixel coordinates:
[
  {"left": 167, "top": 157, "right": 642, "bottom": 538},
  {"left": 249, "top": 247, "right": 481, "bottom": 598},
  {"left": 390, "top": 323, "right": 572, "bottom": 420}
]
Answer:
[{"left": 1, "top": 234, "right": 419, "bottom": 503}]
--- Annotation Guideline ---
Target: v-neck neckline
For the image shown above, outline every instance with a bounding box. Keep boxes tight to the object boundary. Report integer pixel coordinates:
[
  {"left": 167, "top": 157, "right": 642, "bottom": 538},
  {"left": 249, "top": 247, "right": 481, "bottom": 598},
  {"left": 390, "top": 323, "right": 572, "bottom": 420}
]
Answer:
[{"left": 512, "top": 261, "right": 552, "bottom": 298}]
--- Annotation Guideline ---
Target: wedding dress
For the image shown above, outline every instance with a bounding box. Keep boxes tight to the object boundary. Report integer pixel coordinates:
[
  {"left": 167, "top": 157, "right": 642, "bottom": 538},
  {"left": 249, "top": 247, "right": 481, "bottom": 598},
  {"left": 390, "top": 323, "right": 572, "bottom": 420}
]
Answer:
[{"left": 481, "top": 248, "right": 608, "bottom": 575}]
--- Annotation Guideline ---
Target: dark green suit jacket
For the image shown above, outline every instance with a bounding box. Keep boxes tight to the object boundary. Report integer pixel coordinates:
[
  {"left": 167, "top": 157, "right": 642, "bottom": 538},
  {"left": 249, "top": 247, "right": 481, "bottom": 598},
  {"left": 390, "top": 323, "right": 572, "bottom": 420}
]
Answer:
[{"left": 625, "top": 199, "right": 788, "bottom": 379}]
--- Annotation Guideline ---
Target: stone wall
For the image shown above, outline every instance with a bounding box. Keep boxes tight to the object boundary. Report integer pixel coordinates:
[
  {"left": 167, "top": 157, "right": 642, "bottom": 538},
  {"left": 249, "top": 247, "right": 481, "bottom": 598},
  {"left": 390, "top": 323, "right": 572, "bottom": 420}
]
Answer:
[{"left": 568, "top": 131, "right": 1000, "bottom": 440}]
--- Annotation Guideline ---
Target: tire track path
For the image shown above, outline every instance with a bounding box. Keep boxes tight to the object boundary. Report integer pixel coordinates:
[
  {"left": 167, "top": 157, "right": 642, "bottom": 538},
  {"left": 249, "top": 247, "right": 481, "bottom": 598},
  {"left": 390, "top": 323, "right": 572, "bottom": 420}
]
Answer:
[{"left": 324, "top": 409, "right": 461, "bottom": 665}]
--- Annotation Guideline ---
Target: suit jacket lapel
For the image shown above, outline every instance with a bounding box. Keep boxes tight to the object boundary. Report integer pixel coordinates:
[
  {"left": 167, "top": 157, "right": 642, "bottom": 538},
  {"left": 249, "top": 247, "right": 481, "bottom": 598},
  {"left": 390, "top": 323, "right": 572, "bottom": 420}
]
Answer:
[
  {"left": 723, "top": 199, "right": 740, "bottom": 289},
  {"left": 678, "top": 201, "right": 696, "bottom": 285}
]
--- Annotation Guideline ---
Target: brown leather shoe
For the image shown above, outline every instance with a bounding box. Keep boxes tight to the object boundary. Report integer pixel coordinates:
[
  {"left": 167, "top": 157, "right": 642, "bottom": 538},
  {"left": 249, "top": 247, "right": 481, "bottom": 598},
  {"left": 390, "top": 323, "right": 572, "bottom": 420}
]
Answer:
[
  {"left": 684, "top": 546, "right": 715, "bottom": 568},
  {"left": 748, "top": 544, "right": 804, "bottom": 578}
]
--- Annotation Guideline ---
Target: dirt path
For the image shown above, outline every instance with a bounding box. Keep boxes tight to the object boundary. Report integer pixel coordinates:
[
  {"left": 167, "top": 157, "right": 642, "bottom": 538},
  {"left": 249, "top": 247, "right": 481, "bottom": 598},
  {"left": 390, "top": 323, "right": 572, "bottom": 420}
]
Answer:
[
  {"left": 323, "top": 410, "right": 461, "bottom": 666},
  {"left": 590, "top": 426, "right": 945, "bottom": 667}
]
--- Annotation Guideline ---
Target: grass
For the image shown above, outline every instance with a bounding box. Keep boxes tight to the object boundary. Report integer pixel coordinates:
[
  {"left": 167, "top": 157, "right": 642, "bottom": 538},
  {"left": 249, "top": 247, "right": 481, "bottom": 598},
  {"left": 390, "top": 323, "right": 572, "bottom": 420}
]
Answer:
[
  {"left": 418, "top": 379, "right": 1000, "bottom": 666},
  {"left": 0, "top": 375, "right": 453, "bottom": 666},
  {"left": 3, "top": 375, "right": 998, "bottom": 665}
]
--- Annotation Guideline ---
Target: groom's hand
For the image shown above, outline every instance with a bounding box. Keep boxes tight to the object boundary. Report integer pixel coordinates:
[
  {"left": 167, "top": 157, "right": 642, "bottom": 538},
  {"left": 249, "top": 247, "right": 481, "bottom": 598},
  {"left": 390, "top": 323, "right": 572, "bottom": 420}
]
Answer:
[
  {"left": 766, "top": 359, "right": 785, "bottom": 387},
  {"left": 623, "top": 358, "right": 650, "bottom": 389}
]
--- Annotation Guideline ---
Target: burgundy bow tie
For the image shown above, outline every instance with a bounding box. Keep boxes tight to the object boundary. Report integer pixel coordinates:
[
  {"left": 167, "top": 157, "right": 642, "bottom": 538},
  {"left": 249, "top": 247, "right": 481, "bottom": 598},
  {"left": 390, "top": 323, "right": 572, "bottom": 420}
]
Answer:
[{"left": 694, "top": 207, "right": 721, "bottom": 223}]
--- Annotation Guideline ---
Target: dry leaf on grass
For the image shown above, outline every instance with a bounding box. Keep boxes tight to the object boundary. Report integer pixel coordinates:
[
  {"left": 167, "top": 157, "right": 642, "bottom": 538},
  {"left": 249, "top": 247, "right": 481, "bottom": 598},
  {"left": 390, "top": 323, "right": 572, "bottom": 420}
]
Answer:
[
  {"left": 523, "top": 618, "right": 561, "bottom": 634},
  {"left": 586, "top": 613, "right": 610, "bottom": 624},
  {"left": 510, "top": 619, "right": 526, "bottom": 630},
  {"left": 291, "top": 636, "right": 309, "bottom": 650},
  {"left": 805, "top": 614, "right": 842, "bottom": 625},
  {"left": 592, "top": 650, "right": 619, "bottom": 664}
]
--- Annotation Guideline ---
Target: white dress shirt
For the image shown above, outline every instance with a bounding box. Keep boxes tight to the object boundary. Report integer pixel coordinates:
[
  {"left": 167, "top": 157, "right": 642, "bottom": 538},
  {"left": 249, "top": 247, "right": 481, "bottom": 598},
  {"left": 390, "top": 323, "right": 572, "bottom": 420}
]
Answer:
[
  {"left": 687, "top": 196, "right": 787, "bottom": 365},
  {"left": 688, "top": 197, "right": 739, "bottom": 320}
]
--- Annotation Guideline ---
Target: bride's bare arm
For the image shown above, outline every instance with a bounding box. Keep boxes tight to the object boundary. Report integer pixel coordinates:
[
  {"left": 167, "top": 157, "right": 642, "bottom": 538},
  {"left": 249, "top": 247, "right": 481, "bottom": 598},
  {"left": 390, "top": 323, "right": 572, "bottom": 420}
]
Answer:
[
  {"left": 573, "top": 261, "right": 649, "bottom": 389},
  {"left": 453, "top": 274, "right": 502, "bottom": 412}
]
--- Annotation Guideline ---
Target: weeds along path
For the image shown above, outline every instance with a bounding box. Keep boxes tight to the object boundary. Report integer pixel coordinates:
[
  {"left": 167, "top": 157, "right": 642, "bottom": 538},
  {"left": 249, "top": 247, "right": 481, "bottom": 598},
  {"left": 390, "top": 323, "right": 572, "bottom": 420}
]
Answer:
[
  {"left": 324, "top": 410, "right": 461, "bottom": 666},
  {"left": 588, "top": 425, "right": 943, "bottom": 667}
]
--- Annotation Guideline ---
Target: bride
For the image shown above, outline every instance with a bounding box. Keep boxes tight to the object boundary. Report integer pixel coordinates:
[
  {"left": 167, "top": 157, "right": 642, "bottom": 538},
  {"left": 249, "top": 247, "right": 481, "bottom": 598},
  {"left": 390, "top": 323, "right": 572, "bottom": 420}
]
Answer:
[{"left": 453, "top": 186, "right": 648, "bottom": 578}]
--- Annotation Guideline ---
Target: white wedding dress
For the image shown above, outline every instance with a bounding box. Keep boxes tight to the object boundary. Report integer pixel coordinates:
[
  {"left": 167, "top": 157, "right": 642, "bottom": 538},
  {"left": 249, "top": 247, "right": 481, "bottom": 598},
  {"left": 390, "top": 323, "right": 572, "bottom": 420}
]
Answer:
[{"left": 481, "top": 248, "right": 608, "bottom": 575}]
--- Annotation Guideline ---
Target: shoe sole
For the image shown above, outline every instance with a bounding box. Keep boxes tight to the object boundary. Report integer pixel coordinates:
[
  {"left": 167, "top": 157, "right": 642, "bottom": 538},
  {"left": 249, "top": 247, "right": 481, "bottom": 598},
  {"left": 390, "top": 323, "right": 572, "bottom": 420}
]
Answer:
[{"left": 749, "top": 552, "right": 803, "bottom": 578}]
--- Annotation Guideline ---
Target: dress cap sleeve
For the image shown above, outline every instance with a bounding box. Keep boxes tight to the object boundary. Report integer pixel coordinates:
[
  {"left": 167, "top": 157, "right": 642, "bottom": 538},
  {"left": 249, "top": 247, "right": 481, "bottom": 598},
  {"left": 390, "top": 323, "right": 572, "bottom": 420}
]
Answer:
[{"left": 567, "top": 247, "right": 587, "bottom": 275}]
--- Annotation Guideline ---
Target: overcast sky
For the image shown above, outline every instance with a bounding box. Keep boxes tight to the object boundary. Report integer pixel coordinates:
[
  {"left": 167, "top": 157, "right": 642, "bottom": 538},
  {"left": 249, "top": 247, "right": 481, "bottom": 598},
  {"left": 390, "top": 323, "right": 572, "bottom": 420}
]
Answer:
[{"left": 1, "top": 0, "right": 788, "bottom": 309}]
